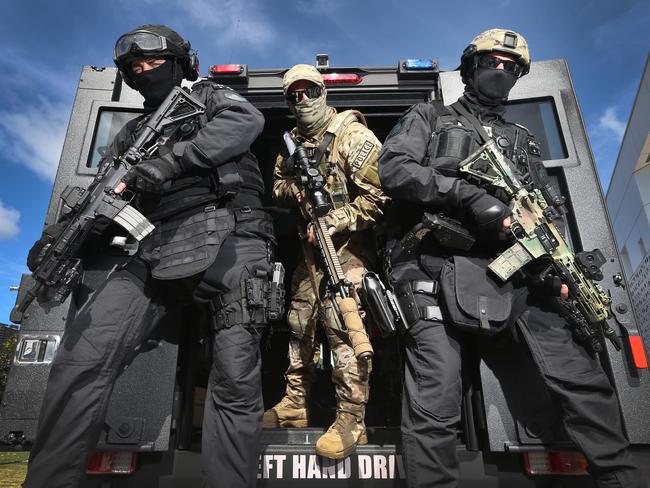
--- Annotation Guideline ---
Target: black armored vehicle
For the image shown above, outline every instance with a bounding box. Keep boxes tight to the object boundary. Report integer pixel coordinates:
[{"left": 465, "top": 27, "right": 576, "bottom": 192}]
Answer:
[{"left": 2, "top": 55, "right": 650, "bottom": 487}]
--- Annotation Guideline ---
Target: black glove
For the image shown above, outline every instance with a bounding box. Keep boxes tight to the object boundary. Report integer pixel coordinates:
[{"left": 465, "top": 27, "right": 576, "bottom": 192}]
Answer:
[
  {"left": 27, "top": 221, "right": 68, "bottom": 272},
  {"left": 121, "top": 147, "right": 183, "bottom": 194},
  {"left": 469, "top": 193, "right": 510, "bottom": 234},
  {"left": 528, "top": 272, "right": 563, "bottom": 296}
]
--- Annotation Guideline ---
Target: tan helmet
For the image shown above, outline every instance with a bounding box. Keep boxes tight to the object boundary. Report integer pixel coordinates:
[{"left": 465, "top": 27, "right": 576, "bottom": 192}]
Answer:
[
  {"left": 282, "top": 64, "right": 324, "bottom": 94},
  {"left": 460, "top": 29, "right": 530, "bottom": 81}
]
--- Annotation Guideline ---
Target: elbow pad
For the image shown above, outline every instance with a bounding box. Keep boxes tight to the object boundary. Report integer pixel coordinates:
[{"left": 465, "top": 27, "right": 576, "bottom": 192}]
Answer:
[{"left": 471, "top": 194, "right": 510, "bottom": 234}]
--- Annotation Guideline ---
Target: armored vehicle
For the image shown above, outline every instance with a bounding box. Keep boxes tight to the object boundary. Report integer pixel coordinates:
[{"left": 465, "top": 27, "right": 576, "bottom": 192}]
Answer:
[{"left": 2, "top": 55, "right": 650, "bottom": 487}]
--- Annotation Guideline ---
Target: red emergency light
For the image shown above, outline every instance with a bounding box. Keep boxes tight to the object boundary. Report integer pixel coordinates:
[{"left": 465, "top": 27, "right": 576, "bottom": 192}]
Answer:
[
  {"left": 523, "top": 451, "right": 589, "bottom": 476},
  {"left": 209, "top": 64, "right": 246, "bottom": 75},
  {"left": 87, "top": 451, "right": 137, "bottom": 475},
  {"left": 321, "top": 73, "right": 362, "bottom": 85},
  {"left": 629, "top": 335, "right": 648, "bottom": 369}
]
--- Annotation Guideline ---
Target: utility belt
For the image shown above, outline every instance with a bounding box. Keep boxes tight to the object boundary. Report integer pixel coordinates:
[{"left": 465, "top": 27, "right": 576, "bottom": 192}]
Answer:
[{"left": 207, "top": 262, "right": 286, "bottom": 330}]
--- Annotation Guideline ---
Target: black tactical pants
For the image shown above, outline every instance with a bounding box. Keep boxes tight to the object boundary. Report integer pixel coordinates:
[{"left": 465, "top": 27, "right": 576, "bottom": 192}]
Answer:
[
  {"left": 393, "top": 262, "right": 645, "bottom": 488},
  {"left": 23, "top": 233, "right": 272, "bottom": 488}
]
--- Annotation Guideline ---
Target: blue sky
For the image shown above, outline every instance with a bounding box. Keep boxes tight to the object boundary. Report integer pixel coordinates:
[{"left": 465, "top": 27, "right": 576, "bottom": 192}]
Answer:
[{"left": 0, "top": 0, "right": 648, "bottom": 325}]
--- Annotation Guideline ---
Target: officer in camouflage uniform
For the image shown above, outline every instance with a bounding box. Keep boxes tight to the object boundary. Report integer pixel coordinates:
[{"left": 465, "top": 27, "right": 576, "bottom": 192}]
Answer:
[
  {"left": 263, "top": 64, "right": 389, "bottom": 459},
  {"left": 23, "top": 25, "right": 277, "bottom": 488},
  {"left": 378, "top": 30, "right": 645, "bottom": 487}
]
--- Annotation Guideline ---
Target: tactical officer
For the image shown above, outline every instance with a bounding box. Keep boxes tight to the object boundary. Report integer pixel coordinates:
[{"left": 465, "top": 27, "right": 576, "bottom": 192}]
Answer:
[
  {"left": 378, "top": 29, "right": 645, "bottom": 487},
  {"left": 263, "top": 64, "right": 389, "bottom": 459},
  {"left": 23, "top": 25, "right": 278, "bottom": 488}
]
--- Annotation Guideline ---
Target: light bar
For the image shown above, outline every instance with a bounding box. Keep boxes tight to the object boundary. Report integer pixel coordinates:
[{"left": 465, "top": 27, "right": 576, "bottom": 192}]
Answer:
[
  {"left": 209, "top": 64, "right": 245, "bottom": 75},
  {"left": 321, "top": 73, "right": 362, "bottom": 85},
  {"left": 629, "top": 335, "right": 648, "bottom": 369},
  {"left": 87, "top": 451, "right": 137, "bottom": 475},
  {"left": 523, "top": 451, "right": 588, "bottom": 476},
  {"left": 403, "top": 59, "right": 435, "bottom": 70}
]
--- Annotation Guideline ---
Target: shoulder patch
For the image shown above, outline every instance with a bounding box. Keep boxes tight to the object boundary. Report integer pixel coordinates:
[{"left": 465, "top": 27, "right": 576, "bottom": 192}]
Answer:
[
  {"left": 223, "top": 91, "right": 247, "bottom": 102},
  {"left": 352, "top": 140, "right": 376, "bottom": 171}
]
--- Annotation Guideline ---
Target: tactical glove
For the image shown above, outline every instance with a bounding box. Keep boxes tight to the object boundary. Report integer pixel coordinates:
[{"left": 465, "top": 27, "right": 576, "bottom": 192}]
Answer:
[
  {"left": 121, "top": 147, "right": 183, "bottom": 193},
  {"left": 528, "top": 272, "right": 563, "bottom": 297},
  {"left": 27, "top": 221, "right": 68, "bottom": 272},
  {"left": 468, "top": 192, "right": 510, "bottom": 234}
]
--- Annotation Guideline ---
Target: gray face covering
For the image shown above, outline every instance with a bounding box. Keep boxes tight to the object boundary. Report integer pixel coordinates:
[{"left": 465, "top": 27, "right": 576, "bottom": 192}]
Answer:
[{"left": 290, "top": 91, "right": 331, "bottom": 138}]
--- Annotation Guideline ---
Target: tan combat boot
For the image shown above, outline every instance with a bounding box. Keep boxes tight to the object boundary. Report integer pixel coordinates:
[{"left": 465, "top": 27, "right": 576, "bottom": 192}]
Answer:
[
  {"left": 262, "top": 396, "right": 309, "bottom": 428},
  {"left": 315, "top": 411, "right": 368, "bottom": 459}
]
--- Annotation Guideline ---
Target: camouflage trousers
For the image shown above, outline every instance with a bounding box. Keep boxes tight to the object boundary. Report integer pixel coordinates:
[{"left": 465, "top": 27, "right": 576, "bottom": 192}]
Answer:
[{"left": 285, "top": 238, "right": 373, "bottom": 414}]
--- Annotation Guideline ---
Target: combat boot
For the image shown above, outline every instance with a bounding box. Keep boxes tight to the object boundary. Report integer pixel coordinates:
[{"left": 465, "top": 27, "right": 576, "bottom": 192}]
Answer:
[
  {"left": 262, "top": 396, "right": 309, "bottom": 428},
  {"left": 315, "top": 411, "right": 367, "bottom": 459}
]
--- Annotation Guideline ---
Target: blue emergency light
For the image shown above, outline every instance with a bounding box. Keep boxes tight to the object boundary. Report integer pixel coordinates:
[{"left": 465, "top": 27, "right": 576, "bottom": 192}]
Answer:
[{"left": 403, "top": 59, "right": 435, "bottom": 70}]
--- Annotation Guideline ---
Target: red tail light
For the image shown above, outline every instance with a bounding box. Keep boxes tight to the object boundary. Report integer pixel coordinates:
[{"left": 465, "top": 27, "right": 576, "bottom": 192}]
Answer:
[
  {"left": 87, "top": 451, "right": 137, "bottom": 475},
  {"left": 321, "top": 73, "right": 362, "bottom": 85},
  {"left": 629, "top": 335, "right": 649, "bottom": 368},
  {"left": 523, "top": 451, "right": 588, "bottom": 476}
]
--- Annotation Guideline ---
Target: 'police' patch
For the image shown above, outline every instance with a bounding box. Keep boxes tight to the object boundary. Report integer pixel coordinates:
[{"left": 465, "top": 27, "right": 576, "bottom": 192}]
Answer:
[
  {"left": 352, "top": 140, "right": 375, "bottom": 170},
  {"left": 224, "top": 92, "right": 247, "bottom": 102}
]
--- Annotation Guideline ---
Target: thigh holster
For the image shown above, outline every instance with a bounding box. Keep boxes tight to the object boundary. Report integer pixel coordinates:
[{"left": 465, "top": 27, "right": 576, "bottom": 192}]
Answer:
[
  {"left": 208, "top": 266, "right": 286, "bottom": 330},
  {"left": 395, "top": 280, "right": 443, "bottom": 328}
]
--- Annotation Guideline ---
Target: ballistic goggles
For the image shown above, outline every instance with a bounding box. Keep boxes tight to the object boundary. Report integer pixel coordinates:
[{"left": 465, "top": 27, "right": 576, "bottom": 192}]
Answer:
[
  {"left": 477, "top": 53, "right": 525, "bottom": 76},
  {"left": 113, "top": 31, "right": 182, "bottom": 64},
  {"left": 285, "top": 85, "right": 323, "bottom": 104}
]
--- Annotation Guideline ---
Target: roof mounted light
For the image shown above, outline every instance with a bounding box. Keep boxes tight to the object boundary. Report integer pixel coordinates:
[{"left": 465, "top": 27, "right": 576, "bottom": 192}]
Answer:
[
  {"left": 629, "top": 335, "right": 648, "bottom": 369},
  {"left": 321, "top": 73, "right": 362, "bottom": 85},
  {"left": 208, "top": 64, "right": 248, "bottom": 78},
  {"left": 403, "top": 59, "right": 436, "bottom": 70}
]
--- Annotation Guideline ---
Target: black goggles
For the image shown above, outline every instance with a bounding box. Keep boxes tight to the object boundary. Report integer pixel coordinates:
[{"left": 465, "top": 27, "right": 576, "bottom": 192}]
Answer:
[
  {"left": 113, "top": 31, "right": 170, "bottom": 63},
  {"left": 477, "top": 53, "right": 524, "bottom": 76},
  {"left": 285, "top": 85, "right": 323, "bottom": 104}
]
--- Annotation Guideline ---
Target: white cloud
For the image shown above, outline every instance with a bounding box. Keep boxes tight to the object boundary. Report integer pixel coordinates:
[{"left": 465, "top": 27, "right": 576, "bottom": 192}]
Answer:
[
  {"left": 598, "top": 106, "right": 626, "bottom": 141},
  {"left": 0, "top": 97, "right": 69, "bottom": 182},
  {"left": 0, "top": 201, "right": 20, "bottom": 240}
]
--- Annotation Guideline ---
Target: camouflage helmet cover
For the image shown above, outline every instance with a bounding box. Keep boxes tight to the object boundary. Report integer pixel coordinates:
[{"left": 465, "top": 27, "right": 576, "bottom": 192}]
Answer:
[
  {"left": 461, "top": 28, "right": 531, "bottom": 78},
  {"left": 282, "top": 64, "right": 325, "bottom": 94}
]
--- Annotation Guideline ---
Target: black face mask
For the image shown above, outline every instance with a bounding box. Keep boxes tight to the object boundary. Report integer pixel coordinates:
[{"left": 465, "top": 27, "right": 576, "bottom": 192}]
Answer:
[
  {"left": 472, "top": 67, "right": 518, "bottom": 105},
  {"left": 130, "top": 60, "right": 181, "bottom": 109}
]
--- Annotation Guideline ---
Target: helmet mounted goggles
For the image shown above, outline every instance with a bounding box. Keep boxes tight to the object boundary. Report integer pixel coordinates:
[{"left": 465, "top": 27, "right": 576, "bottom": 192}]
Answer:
[{"left": 113, "top": 30, "right": 186, "bottom": 66}]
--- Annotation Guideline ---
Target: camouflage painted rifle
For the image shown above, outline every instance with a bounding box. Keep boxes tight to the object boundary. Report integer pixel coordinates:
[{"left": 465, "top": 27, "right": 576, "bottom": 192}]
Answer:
[
  {"left": 282, "top": 132, "right": 373, "bottom": 360},
  {"left": 10, "top": 87, "right": 205, "bottom": 324},
  {"left": 459, "top": 139, "right": 620, "bottom": 352}
]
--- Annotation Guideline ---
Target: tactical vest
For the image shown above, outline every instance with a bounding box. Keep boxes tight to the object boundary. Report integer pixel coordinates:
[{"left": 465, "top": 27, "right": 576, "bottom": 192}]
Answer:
[{"left": 299, "top": 109, "right": 367, "bottom": 210}]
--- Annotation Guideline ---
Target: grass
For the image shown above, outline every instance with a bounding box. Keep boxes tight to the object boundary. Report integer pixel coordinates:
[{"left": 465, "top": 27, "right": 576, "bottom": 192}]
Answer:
[{"left": 0, "top": 451, "right": 28, "bottom": 487}]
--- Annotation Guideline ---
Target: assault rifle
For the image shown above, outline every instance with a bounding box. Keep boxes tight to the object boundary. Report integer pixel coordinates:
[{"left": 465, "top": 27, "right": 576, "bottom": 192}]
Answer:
[
  {"left": 282, "top": 132, "right": 373, "bottom": 360},
  {"left": 459, "top": 139, "right": 620, "bottom": 352},
  {"left": 10, "top": 87, "right": 205, "bottom": 324}
]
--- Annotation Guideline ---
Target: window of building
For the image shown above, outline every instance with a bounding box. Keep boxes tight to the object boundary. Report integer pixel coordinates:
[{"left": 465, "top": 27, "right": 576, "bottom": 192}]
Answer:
[
  {"left": 620, "top": 245, "right": 633, "bottom": 278},
  {"left": 87, "top": 110, "right": 141, "bottom": 168},
  {"left": 503, "top": 98, "right": 568, "bottom": 161}
]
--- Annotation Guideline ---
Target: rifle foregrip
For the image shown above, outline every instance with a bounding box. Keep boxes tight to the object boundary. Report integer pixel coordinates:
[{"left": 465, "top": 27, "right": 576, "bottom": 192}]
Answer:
[{"left": 337, "top": 296, "right": 373, "bottom": 360}]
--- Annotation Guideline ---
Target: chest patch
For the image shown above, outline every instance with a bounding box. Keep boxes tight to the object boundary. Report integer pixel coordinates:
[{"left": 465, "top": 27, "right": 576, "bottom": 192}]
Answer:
[{"left": 352, "top": 140, "right": 375, "bottom": 170}]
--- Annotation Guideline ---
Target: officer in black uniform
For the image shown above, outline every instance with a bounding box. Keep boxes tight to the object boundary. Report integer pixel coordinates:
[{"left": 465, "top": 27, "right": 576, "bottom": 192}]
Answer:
[
  {"left": 378, "top": 29, "right": 645, "bottom": 488},
  {"left": 23, "top": 25, "right": 278, "bottom": 488}
]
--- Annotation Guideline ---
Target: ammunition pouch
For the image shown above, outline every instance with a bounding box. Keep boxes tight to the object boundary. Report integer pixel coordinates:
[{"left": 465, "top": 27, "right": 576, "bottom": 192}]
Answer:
[
  {"left": 394, "top": 279, "right": 443, "bottom": 330},
  {"left": 208, "top": 264, "right": 285, "bottom": 330},
  {"left": 140, "top": 205, "right": 236, "bottom": 280},
  {"left": 439, "top": 256, "right": 527, "bottom": 335}
]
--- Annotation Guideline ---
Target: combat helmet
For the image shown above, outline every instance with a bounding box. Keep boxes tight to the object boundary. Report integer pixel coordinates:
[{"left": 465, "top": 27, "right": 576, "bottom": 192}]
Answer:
[
  {"left": 113, "top": 24, "right": 200, "bottom": 88},
  {"left": 460, "top": 29, "right": 530, "bottom": 83}
]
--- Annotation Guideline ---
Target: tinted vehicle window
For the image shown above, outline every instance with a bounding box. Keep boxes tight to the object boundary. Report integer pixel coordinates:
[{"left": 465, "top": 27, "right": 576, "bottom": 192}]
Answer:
[
  {"left": 88, "top": 110, "right": 141, "bottom": 168},
  {"left": 503, "top": 98, "right": 567, "bottom": 161}
]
